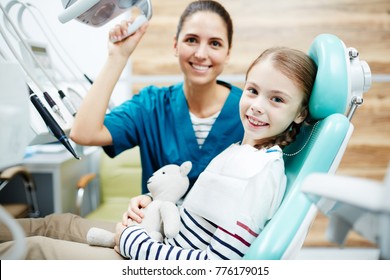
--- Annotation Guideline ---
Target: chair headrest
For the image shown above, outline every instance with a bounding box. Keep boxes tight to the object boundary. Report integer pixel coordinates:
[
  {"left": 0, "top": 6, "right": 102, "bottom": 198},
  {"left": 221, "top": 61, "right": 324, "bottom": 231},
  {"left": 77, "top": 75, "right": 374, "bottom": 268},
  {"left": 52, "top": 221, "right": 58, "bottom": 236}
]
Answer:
[{"left": 308, "top": 34, "right": 349, "bottom": 120}]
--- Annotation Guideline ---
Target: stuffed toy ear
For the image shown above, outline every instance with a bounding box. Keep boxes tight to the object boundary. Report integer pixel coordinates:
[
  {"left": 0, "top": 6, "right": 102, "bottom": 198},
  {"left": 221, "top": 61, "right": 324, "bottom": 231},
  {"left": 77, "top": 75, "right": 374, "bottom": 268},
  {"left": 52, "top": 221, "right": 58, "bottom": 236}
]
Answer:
[{"left": 180, "top": 161, "right": 192, "bottom": 177}]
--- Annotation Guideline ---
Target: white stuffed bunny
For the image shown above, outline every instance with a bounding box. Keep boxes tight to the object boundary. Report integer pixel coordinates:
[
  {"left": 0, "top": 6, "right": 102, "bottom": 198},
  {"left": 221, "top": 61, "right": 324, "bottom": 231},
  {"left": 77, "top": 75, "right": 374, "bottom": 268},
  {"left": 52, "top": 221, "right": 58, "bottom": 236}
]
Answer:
[{"left": 87, "top": 161, "right": 192, "bottom": 247}]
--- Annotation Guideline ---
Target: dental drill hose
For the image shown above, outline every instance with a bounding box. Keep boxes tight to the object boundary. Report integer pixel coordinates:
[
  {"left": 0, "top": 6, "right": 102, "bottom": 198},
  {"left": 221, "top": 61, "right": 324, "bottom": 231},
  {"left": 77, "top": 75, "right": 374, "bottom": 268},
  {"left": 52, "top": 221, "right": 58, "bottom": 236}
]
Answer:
[{"left": 29, "top": 88, "right": 80, "bottom": 160}]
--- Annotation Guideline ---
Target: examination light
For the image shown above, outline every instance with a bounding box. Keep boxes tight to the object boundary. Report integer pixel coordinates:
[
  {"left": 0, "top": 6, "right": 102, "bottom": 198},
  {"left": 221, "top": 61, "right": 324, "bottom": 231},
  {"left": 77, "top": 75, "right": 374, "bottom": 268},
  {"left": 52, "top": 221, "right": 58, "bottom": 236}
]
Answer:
[{"left": 58, "top": 0, "right": 152, "bottom": 27}]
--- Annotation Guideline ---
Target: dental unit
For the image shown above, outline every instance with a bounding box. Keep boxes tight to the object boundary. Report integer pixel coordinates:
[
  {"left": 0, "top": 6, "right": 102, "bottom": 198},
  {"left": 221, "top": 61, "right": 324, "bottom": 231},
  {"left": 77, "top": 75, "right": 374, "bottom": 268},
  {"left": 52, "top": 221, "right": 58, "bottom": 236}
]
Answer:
[
  {"left": 0, "top": 3, "right": 80, "bottom": 159},
  {"left": 6, "top": 1, "right": 94, "bottom": 87},
  {"left": 2, "top": 4, "right": 78, "bottom": 118}
]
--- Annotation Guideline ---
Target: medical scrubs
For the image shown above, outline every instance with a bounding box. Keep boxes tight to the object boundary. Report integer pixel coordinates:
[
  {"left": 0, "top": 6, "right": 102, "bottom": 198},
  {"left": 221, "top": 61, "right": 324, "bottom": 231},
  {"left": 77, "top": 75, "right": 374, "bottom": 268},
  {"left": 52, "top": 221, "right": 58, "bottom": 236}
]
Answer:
[{"left": 103, "top": 81, "right": 244, "bottom": 193}]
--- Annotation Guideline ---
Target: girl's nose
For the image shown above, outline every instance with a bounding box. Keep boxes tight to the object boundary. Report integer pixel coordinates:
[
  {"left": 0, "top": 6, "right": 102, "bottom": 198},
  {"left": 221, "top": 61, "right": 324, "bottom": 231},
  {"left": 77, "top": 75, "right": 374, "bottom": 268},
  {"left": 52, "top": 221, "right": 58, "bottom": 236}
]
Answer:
[
  {"left": 251, "top": 102, "right": 265, "bottom": 115},
  {"left": 251, "top": 106, "right": 264, "bottom": 114},
  {"left": 250, "top": 95, "right": 266, "bottom": 114}
]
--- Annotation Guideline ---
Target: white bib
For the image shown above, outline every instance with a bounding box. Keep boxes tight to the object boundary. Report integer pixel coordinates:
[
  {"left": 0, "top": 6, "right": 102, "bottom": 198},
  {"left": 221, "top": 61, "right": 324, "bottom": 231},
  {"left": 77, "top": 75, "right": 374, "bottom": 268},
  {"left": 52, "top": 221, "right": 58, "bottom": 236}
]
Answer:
[{"left": 183, "top": 144, "right": 286, "bottom": 234}]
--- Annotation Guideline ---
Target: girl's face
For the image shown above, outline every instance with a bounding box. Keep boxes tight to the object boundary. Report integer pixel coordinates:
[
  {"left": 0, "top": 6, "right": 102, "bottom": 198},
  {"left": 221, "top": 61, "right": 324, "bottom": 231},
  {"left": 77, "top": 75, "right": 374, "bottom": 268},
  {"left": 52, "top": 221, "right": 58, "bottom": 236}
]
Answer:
[
  {"left": 174, "top": 11, "right": 230, "bottom": 86},
  {"left": 240, "top": 58, "right": 307, "bottom": 146}
]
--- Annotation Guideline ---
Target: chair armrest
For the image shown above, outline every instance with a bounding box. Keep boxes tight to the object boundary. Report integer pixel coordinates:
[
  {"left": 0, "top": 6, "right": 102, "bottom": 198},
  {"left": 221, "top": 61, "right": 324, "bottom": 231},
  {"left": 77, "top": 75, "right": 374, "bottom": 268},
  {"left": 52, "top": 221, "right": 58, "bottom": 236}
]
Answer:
[
  {"left": 77, "top": 173, "right": 96, "bottom": 189},
  {"left": 75, "top": 173, "right": 97, "bottom": 216}
]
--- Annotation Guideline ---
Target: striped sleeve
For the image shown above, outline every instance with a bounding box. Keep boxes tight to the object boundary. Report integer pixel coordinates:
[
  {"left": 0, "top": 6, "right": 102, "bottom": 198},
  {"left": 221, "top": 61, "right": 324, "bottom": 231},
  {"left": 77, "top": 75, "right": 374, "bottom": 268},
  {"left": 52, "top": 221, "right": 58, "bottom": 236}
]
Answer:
[
  {"left": 119, "top": 226, "right": 209, "bottom": 260},
  {"left": 119, "top": 223, "right": 258, "bottom": 260}
]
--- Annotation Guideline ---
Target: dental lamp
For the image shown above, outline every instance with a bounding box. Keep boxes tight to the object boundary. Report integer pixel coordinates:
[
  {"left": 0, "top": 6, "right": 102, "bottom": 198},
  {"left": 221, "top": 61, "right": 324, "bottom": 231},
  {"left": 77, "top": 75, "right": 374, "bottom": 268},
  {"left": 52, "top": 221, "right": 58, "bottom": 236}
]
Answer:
[{"left": 58, "top": 0, "right": 152, "bottom": 41}]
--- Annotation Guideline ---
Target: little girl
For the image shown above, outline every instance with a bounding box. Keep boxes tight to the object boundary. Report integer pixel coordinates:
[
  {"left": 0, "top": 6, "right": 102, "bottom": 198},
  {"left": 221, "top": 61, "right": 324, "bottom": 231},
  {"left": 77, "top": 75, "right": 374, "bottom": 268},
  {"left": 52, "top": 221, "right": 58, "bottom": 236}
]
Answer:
[{"left": 115, "top": 46, "right": 317, "bottom": 260}]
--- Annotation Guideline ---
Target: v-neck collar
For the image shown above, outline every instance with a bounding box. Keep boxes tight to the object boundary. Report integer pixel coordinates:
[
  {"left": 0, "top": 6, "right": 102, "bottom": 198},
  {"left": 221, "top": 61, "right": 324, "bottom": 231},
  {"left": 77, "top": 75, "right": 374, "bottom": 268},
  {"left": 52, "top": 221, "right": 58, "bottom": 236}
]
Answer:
[{"left": 174, "top": 81, "right": 237, "bottom": 156}]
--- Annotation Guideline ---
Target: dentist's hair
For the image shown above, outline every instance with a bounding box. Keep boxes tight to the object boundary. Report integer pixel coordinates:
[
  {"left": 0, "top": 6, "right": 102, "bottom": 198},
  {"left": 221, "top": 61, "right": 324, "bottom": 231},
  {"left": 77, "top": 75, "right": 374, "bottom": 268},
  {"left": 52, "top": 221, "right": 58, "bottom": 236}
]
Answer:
[
  {"left": 176, "top": 0, "right": 233, "bottom": 49},
  {"left": 245, "top": 47, "right": 317, "bottom": 149}
]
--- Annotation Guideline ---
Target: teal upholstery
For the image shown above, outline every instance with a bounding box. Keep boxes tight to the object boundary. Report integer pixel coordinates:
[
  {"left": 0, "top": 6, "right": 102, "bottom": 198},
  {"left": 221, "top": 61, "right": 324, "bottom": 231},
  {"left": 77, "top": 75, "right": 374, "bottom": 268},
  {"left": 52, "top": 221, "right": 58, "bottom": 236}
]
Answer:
[
  {"left": 243, "top": 34, "right": 352, "bottom": 259},
  {"left": 308, "top": 34, "right": 349, "bottom": 119}
]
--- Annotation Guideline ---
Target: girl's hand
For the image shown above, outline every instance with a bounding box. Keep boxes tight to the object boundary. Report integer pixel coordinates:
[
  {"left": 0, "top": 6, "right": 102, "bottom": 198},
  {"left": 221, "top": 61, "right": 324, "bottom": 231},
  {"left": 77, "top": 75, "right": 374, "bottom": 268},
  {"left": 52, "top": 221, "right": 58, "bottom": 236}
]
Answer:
[
  {"left": 122, "top": 194, "right": 153, "bottom": 225},
  {"left": 108, "top": 18, "right": 149, "bottom": 58},
  {"left": 114, "top": 222, "right": 127, "bottom": 255}
]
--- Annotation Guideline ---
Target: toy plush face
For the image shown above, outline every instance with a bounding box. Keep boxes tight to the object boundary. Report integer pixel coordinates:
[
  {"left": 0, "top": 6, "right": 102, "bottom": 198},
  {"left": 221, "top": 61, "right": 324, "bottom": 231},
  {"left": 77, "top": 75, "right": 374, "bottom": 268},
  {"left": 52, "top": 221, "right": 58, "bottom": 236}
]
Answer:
[
  {"left": 147, "top": 162, "right": 192, "bottom": 202},
  {"left": 147, "top": 165, "right": 178, "bottom": 193}
]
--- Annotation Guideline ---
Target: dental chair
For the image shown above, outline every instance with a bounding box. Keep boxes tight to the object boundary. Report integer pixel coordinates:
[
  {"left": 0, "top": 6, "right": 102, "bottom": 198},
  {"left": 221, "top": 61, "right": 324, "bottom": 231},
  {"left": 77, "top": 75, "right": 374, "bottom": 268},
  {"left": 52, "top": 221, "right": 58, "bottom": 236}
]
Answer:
[
  {"left": 75, "top": 146, "right": 142, "bottom": 221},
  {"left": 243, "top": 33, "right": 372, "bottom": 260}
]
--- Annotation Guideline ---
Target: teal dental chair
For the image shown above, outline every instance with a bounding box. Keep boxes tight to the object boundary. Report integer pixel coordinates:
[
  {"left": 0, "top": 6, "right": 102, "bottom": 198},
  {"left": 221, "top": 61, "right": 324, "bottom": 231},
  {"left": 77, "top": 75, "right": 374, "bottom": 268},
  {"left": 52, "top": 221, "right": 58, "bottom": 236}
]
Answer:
[{"left": 243, "top": 33, "right": 372, "bottom": 260}]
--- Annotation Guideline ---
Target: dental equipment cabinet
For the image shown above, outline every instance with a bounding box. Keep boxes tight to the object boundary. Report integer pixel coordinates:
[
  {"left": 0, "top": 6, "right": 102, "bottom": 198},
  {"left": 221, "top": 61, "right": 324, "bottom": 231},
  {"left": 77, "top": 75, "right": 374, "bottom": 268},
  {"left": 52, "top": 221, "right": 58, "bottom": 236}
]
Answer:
[{"left": 1, "top": 146, "right": 101, "bottom": 217}]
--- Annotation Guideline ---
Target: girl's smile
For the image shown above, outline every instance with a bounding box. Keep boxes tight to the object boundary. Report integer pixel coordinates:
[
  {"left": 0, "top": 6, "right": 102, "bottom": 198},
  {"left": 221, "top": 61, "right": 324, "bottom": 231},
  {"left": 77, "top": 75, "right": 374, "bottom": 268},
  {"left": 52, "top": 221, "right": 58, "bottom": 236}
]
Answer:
[
  {"left": 240, "top": 57, "right": 307, "bottom": 147},
  {"left": 247, "top": 115, "right": 269, "bottom": 128}
]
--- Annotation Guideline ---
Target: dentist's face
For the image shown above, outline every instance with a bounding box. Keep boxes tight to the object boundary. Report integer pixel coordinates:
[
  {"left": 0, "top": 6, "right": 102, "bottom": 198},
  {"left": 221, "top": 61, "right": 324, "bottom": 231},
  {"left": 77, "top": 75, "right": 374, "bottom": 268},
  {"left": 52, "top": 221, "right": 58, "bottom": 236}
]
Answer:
[
  {"left": 240, "top": 58, "right": 307, "bottom": 147},
  {"left": 173, "top": 11, "right": 230, "bottom": 86}
]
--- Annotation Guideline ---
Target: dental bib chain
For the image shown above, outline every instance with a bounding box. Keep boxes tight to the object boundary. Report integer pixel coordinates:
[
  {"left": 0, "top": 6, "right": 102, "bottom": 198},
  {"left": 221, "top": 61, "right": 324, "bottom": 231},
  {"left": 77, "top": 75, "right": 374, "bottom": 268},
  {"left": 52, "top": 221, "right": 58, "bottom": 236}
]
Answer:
[{"left": 283, "top": 121, "right": 320, "bottom": 157}]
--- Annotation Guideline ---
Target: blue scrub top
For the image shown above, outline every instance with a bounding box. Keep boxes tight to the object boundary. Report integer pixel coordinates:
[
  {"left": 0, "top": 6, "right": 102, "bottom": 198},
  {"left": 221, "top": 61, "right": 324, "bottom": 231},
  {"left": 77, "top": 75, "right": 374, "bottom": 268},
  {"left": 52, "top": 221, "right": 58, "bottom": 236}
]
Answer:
[{"left": 103, "top": 80, "right": 244, "bottom": 193}]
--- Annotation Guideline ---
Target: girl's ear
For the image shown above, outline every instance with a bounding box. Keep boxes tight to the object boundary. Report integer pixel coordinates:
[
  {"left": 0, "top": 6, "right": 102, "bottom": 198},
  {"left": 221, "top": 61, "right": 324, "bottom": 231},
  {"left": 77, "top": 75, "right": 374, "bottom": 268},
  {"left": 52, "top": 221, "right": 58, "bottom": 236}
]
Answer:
[{"left": 294, "top": 108, "right": 308, "bottom": 124}]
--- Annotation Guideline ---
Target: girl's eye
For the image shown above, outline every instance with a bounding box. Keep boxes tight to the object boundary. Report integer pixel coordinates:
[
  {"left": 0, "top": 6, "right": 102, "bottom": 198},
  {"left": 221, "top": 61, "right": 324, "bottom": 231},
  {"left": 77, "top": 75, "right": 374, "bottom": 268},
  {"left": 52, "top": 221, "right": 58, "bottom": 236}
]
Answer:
[{"left": 271, "top": 96, "right": 284, "bottom": 103}]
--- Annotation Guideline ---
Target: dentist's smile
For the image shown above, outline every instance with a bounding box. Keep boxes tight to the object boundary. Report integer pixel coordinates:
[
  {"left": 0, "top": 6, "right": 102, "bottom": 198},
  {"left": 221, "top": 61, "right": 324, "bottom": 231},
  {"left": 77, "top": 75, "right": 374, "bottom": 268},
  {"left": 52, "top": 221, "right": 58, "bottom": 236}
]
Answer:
[{"left": 190, "top": 62, "right": 211, "bottom": 71}]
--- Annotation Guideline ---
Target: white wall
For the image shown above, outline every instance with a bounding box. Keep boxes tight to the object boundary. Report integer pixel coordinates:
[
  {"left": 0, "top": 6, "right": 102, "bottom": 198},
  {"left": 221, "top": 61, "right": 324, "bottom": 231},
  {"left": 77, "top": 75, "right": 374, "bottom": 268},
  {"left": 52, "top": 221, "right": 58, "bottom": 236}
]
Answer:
[{"left": 0, "top": 0, "right": 133, "bottom": 104}]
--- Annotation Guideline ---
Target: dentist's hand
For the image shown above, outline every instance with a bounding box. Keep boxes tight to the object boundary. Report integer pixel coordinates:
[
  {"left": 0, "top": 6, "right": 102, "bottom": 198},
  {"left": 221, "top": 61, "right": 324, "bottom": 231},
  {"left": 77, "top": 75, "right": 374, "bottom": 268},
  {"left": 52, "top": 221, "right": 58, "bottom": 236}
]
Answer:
[
  {"left": 108, "top": 18, "right": 149, "bottom": 58},
  {"left": 122, "top": 194, "right": 152, "bottom": 225}
]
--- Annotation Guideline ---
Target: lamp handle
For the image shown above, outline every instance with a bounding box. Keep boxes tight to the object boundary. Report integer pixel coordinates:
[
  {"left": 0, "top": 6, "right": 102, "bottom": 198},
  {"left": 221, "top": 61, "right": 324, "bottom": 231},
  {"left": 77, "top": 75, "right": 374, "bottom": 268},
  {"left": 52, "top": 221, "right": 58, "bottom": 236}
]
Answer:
[{"left": 58, "top": 0, "right": 100, "bottom": 23}]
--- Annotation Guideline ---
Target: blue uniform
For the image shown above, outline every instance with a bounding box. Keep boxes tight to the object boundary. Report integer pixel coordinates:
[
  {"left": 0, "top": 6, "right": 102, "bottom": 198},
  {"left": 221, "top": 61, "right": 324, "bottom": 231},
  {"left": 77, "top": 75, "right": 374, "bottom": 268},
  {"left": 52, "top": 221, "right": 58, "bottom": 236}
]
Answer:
[{"left": 103, "top": 81, "right": 244, "bottom": 193}]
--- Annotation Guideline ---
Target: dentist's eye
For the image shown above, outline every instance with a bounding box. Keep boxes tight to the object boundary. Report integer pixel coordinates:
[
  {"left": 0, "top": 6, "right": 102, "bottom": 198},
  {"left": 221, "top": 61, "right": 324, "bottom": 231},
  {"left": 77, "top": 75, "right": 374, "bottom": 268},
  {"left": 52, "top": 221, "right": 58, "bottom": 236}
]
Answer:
[
  {"left": 247, "top": 87, "right": 258, "bottom": 95},
  {"left": 185, "top": 37, "right": 198, "bottom": 44},
  {"left": 210, "top": 40, "right": 222, "bottom": 47}
]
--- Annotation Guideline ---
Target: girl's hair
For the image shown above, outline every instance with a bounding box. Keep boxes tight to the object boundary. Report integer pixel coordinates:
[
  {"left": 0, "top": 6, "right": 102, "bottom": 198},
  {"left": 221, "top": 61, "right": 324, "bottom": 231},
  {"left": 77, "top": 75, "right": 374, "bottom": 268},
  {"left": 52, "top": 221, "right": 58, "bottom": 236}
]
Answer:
[
  {"left": 176, "top": 0, "right": 233, "bottom": 49},
  {"left": 245, "top": 47, "right": 317, "bottom": 149}
]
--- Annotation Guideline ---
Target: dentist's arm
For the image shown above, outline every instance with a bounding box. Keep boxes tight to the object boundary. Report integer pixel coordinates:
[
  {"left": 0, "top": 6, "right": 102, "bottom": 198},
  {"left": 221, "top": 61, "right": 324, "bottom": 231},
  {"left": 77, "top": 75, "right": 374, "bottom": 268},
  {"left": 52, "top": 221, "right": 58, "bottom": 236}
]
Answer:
[{"left": 70, "top": 20, "right": 148, "bottom": 146}]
